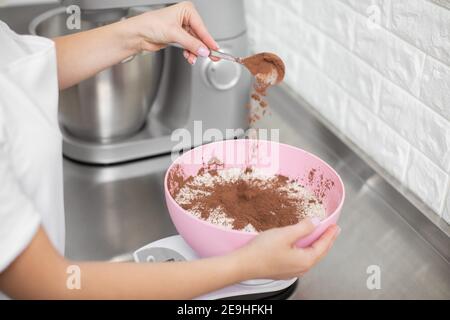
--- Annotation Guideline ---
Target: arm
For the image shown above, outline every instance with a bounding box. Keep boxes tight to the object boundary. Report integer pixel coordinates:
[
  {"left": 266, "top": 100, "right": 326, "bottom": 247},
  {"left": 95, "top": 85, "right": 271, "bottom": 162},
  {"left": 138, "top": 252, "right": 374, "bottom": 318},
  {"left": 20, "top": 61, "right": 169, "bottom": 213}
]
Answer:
[
  {"left": 0, "top": 228, "right": 243, "bottom": 299},
  {"left": 54, "top": 1, "right": 218, "bottom": 90},
  {"left": 0, "top": 222, "right": 339, "bottom": 299}
]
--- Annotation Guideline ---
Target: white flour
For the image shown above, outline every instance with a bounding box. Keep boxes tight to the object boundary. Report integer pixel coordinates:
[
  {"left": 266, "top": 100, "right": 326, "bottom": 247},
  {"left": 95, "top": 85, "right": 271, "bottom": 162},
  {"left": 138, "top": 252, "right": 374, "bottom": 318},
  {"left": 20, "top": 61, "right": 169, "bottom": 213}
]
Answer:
[{"left": 175, "top": 167, "right": 327, "bottom": 232}]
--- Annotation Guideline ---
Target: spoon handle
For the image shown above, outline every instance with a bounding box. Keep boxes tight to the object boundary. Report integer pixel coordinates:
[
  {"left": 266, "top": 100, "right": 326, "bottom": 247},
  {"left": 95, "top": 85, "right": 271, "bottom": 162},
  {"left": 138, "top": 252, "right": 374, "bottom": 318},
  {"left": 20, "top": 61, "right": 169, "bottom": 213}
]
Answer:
[
  {"left": 209, "top": 49, "right": 242, "bottom": 63},
  {"left": 168, "top": 43, "right": 242, "bottom": 63}
]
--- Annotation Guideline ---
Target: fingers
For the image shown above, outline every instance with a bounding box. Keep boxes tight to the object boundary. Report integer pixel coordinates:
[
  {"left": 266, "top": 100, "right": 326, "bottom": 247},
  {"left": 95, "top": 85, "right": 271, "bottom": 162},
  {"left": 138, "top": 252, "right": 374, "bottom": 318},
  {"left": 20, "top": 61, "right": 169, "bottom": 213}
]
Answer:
[
  {"left": 278, "top": 218, "right": 320, "bottom": 244},
  {"left": 182, "top": 50, "right": 196, "bottom": 65},
  {"left": 172, "top": 27, "right": 210, "bottom": 59},
  {"left": 185, "top": 3, "right": 219, "bottom": 50},
  {"left": 174, "top": 1, "right": 219, "bottom": 64},
  {"left": 304, "top": 225, "right": 340, "bottom": 262}
]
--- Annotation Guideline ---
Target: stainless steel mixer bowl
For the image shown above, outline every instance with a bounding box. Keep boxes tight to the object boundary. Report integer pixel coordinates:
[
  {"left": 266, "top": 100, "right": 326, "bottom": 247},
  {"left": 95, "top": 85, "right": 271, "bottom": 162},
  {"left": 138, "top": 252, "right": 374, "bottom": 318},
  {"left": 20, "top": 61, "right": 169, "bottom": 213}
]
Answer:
[{"left": 30, "top": 7, "right": 163, "bottom": 142}]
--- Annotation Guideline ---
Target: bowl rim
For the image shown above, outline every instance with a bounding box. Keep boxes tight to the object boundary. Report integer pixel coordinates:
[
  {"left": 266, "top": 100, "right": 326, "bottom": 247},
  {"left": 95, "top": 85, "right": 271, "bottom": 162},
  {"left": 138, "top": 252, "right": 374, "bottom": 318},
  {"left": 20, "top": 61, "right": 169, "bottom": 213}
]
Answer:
[{"left": 164, "top": 139, "right": 346, "bottom": 236}]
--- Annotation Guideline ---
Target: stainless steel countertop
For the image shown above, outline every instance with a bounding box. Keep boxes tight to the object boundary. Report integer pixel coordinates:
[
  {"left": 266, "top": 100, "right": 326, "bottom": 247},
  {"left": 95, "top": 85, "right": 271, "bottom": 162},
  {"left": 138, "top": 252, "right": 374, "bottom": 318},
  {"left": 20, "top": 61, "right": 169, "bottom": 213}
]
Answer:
[{"left": 63, "top": 86, "right": 450, "bottom": 299}]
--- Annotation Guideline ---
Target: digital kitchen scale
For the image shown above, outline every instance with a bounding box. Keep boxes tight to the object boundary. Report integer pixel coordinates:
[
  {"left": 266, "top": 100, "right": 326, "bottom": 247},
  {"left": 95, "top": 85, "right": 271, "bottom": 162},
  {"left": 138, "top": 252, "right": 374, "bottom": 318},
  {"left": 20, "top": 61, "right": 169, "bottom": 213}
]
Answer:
[{"left": 133, "top": 235, "right": 298, "bottom": 300}]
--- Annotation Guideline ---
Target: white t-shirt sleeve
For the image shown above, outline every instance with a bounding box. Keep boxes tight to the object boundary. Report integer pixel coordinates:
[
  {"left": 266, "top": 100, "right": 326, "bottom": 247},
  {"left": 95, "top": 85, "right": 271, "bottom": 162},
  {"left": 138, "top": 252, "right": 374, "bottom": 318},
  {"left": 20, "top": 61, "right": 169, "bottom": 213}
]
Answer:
[{"left": 0, "top": 107, "right": 41, "bottom": 273}]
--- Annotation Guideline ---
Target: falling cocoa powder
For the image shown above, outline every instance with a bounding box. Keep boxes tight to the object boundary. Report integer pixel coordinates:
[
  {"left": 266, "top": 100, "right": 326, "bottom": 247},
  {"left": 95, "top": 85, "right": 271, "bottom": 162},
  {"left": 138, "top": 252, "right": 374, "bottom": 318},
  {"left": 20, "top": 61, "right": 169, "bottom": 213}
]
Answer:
[
  {"left": 241, "top": 52, "right": 286, "bottom": 125},
  {"left": 251, "top": 93, "right": 261, "bottom": 101}
]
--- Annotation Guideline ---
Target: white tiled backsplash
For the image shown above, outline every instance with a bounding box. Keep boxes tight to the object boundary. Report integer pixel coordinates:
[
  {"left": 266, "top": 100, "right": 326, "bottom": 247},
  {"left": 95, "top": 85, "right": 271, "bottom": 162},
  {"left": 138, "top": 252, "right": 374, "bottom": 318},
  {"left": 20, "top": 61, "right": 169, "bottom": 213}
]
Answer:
[{"left": 244, "top": 0, "right": 450, "bottom": 223}]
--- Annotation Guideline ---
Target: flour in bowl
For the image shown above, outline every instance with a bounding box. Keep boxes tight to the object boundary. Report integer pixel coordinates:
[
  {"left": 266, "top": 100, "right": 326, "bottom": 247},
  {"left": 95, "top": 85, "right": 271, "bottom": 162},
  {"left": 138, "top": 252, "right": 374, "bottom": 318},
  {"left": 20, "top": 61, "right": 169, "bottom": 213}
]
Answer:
[{"left": 170, "top": 166, "right": 327, "bottom": 233}]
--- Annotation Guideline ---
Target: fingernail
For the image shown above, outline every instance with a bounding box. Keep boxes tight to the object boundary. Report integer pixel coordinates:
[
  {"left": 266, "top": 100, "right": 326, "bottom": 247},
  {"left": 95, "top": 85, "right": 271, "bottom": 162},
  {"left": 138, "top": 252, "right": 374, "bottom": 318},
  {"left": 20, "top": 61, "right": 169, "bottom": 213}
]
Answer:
[
  {"left": 197, "top": 47, "right": 210, "bottom": 57},
  {"left": 311, "top": 217, "right": 321, "bottom": 226},
  {"left": 336, "top": 226, "right": 342, "bottom": 236},
  {"left": 183, "top": 51, "right": 189, "bottom": 59},
  {"left": 191, "top": 57, "right": 197, "bottom": 65}
]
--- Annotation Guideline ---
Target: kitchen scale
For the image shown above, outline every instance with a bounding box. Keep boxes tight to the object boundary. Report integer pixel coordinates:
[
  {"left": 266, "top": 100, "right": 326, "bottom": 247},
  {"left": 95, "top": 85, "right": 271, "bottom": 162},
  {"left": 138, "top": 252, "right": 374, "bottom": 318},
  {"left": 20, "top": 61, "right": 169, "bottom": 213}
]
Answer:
[{"left": 133, "top": 235, "right": 298, "bottom": 300}]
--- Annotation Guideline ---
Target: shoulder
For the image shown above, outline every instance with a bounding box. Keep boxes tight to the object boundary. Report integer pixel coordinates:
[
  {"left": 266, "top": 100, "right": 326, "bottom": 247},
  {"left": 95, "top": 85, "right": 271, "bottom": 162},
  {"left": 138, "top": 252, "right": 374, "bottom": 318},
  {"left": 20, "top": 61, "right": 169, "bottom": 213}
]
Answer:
[{"left": 0, "top": 20, "right": 18, "bottom": 40}]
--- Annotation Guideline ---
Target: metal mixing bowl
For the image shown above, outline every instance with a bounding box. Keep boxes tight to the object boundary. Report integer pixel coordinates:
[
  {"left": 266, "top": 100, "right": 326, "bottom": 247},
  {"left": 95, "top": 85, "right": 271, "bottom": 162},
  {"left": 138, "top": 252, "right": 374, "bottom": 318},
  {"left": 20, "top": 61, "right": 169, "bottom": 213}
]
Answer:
[{"left": 30, "top": 7, "right": 163, "bottom": 142}]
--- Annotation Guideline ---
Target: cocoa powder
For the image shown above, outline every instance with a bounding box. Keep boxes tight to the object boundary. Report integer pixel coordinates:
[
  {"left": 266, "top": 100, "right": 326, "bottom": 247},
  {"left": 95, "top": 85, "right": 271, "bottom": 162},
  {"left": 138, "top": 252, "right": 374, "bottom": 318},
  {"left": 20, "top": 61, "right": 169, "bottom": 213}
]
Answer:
[
  {"left": 242, "top": 53, "right": 285, "bottom": 95},
  {"left": 242, "top": 52, "right": 286, "bottom": 125},
  {"left": 251, "top": 93, "right": 261, "bottom": 101},
  {"left": 169, "top": 163, "right": 327, "bottom": 232}
]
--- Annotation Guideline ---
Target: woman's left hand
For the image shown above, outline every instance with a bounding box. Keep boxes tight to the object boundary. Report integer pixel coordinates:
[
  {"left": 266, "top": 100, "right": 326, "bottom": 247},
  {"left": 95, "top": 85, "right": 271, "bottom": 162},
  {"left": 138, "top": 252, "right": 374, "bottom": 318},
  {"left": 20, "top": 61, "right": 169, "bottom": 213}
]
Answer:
[{"left": 127, "top": 1, "right": 219, "bottom": 65}]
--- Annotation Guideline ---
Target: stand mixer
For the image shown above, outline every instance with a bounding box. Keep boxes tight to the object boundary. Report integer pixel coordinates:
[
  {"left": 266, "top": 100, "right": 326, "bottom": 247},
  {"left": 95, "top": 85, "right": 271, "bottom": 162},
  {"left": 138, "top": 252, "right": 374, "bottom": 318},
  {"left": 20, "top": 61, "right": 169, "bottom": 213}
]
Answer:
[{"left": 31, "top": 0, "right": 251, "bottom": 164}]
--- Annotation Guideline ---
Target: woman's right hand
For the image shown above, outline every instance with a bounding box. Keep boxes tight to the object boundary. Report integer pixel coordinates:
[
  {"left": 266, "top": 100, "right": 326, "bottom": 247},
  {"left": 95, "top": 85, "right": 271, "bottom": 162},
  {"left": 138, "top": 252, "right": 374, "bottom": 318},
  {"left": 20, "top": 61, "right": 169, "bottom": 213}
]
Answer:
[
  {"left": 232, "top": 219, "right": 340, "bottom": 280},
  {"left": 126, "top": 1, "right": 218, "bottom": 65}
]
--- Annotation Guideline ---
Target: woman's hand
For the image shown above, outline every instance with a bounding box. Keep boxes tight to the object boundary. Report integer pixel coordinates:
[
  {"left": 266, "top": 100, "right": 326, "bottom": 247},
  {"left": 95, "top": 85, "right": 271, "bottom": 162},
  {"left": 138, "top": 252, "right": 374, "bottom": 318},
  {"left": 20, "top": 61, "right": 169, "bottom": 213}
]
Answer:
[
  {"left": 127, "top": 1, "right": 219, "bottom": 65},
  {"left": 232, "top": 219, "right": 340, "bottom": 280},
  {"left": 54, "top": 1, "right": 217, "bottom": 88}
]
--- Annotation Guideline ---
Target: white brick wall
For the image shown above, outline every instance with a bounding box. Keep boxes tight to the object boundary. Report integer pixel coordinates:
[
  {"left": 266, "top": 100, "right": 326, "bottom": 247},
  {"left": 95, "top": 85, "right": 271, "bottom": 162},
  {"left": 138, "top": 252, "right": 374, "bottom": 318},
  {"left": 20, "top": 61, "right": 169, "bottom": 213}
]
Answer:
[{"left": 245, "top": 0, "right": 450, "bottom": 223}]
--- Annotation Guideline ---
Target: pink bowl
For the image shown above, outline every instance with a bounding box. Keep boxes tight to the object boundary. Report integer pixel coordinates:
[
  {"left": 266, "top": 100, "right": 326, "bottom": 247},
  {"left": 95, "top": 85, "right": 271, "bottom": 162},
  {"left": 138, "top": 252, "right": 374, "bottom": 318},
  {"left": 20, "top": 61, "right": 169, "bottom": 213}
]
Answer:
[{"left": 164, "top": 139, "right": 345, "bottom": 258}]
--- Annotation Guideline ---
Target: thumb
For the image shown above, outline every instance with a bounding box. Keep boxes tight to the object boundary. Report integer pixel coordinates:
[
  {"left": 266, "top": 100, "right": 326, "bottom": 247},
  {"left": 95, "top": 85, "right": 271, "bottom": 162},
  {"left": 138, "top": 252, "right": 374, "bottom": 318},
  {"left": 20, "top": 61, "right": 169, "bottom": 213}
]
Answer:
[
  {"left": 280, "top": 218, "right": 320, "bottom": 244},
  {"left": 172, "top": 28, "right": 210, "bottom": 58}
]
